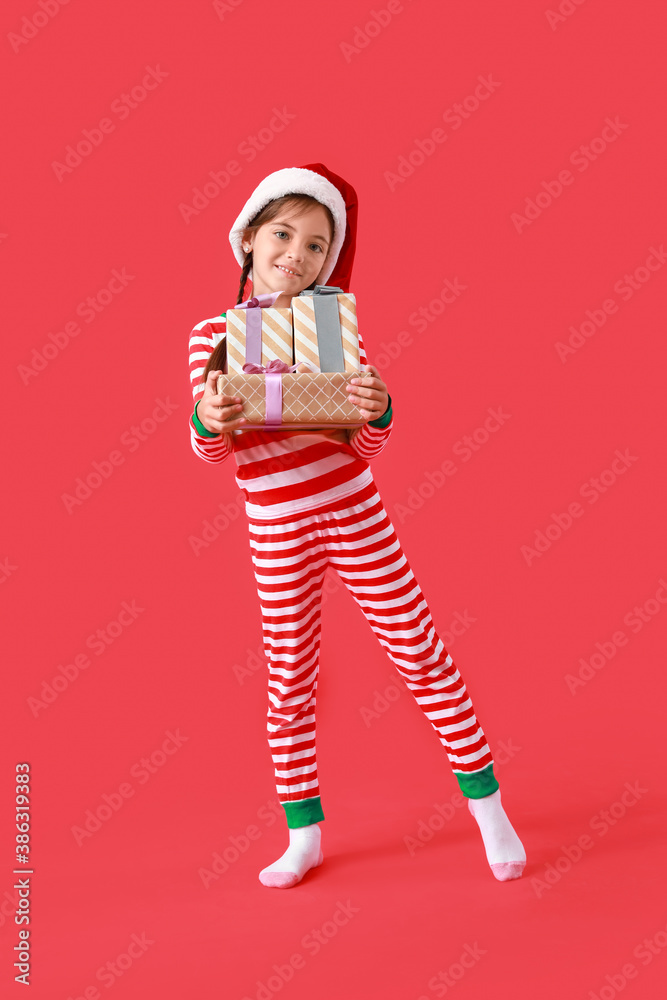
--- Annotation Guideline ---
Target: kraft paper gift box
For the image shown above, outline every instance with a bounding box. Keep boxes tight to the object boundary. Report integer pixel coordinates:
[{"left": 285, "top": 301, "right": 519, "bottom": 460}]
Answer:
[
  {"left": 216, "top": 360, "right": 365, "bottom": 431},
  {"left": 291, "top": 285, "right": 360, "bottom": 372},
  {"left": 225, "top": 290, "right": 293, "bottom": 374}
]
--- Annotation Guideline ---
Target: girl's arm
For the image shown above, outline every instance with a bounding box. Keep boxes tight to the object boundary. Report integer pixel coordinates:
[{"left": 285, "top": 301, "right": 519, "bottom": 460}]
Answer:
[
  {"left": 346, "top": 325, "right": 394, "bottom": 460},
  {"left": 347, "top": 406, "right": 393, "bottom": 459},
  {"left": 188, "top": 318, "right": 234, "bottom": 465}
]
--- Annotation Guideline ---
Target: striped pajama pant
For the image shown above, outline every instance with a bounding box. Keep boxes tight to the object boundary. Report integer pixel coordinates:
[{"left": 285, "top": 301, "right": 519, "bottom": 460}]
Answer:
[{"left": 246, "top": 482, "right": 499, "bottom": 829}]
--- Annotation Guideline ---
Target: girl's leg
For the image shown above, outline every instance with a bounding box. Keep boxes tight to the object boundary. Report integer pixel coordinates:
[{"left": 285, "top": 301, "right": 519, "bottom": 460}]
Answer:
[
  {"left": 247, "top": 513, "right": 328, "bottom": 887},
  {"left": 322, "top": 489, "right": 525, "bottom": 880}
]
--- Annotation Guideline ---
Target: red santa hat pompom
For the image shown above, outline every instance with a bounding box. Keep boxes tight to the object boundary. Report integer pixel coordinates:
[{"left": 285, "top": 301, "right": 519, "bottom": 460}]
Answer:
[{"left": 228, "top": 163, "right": 358, "bottom": 292}]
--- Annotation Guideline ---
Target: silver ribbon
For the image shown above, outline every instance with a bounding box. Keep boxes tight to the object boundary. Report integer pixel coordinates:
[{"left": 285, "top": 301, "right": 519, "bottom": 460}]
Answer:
[{"left": 298, "top": 285, "right": 345, "bottom": 372}]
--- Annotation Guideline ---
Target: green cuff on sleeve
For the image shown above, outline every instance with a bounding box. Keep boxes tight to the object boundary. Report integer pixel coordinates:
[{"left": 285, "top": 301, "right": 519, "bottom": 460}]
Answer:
[
  {"left": 192, "top": 400, "right": 220, "bottom": 438},
  {"left": 368, "top": 394, "right": 393, "bottom": 428}
]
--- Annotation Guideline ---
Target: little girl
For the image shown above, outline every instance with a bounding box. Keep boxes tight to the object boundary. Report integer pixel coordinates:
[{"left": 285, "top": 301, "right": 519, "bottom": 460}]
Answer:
[{"left": 188, "top": 163, "right": 526, "bottom": 888}]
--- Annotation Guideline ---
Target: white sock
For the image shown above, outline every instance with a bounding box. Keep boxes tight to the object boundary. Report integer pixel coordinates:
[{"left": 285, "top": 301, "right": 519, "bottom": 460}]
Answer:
[
  {"left": 258, "top": 822, "right": 323, "bottom": 888},
  {"left": 467, "top": 789, "right": 526, "bottom": 881}
]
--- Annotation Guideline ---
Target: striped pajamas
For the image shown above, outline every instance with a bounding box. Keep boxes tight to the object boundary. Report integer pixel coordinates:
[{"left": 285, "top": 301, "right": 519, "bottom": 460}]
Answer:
[
  {"left": 247, "top": 480, "right": 498, "bottom": 828},
  {"left": 188, "top": 311, "right": 499, "bottom": 828}
]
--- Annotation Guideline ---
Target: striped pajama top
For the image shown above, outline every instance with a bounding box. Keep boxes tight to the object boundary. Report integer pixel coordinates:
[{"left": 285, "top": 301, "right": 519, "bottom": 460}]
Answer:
[{"left": 188, "top": 312, "right": 394, "bottom": 523}]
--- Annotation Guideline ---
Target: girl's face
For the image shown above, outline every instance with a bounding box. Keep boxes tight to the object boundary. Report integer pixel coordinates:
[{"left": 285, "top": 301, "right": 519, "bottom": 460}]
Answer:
[{"left": 244, "top": 202, "right": 333, "bottom": 308}]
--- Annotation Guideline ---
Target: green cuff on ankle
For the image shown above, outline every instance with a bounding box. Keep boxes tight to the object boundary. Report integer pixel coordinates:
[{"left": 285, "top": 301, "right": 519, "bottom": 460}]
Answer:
[
  {"left": 281, "top": 795, "right": 325, "bottom": 828},
  {"left": 455, "top": 763, "right": 500, "bottom": 799}
]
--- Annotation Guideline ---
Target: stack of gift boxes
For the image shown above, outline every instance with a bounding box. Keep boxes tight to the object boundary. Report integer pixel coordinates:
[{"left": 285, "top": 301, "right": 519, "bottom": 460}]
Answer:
[{"left": 217, "top": 285, "right": 366, "bottom": 431}]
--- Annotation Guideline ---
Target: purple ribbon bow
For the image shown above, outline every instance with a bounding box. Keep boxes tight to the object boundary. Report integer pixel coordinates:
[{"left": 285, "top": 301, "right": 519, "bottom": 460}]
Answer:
[
  {"left": 242, "top": 359, "right": 315, "bottom": 426},
  {"left": 235, "top": 290, "right": 284, "bottom": 365}
]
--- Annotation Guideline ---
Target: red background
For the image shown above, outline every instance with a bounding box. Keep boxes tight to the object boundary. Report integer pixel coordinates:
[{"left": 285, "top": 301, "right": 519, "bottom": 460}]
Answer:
[{"left": 3, "top": 1, "right": 666, "bottom": 997}]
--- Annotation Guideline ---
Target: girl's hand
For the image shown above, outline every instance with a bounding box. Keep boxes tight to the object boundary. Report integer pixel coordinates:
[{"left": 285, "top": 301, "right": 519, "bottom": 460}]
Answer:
[
  {"left": 197, "top": 370, "right": 248, "bottom": 433},
  {"left": 345, "top": 365, "right": 389, "bottom": 422}
]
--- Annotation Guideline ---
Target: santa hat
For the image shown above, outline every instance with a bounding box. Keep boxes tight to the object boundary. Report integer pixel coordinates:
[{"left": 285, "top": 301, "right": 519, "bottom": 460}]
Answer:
[{"left": 228, "top": 163, "right": 358, "bottom": 292}]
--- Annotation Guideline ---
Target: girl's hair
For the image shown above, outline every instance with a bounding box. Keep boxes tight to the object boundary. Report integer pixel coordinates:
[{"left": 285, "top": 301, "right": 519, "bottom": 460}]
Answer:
[{"left": 199, "top": 194, "right": 334, "bottom": 386}]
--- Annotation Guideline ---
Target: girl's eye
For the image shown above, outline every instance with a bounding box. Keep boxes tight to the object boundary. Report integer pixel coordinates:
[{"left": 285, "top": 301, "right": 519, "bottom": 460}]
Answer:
[{"left": 273, "top": 232, "right": 323, "bottom": 253}]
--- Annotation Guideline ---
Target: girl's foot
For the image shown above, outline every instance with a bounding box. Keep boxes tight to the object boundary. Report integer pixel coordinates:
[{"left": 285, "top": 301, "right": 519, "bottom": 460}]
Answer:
[
  {"left": 467, "top": 789, "right": 526, "bottom": 881},
  {"left": 258, "top": 822, "right": 323, "bottom": 888}
]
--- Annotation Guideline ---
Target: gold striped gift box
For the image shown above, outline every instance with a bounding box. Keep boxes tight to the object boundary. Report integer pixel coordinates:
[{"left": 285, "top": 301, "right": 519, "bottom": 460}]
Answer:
[
  {"left": 292, "top": 289, "right": 360, "bottom": 372},
  {"left": 225, "top": 305, "right": 293, "bottom": 374}
]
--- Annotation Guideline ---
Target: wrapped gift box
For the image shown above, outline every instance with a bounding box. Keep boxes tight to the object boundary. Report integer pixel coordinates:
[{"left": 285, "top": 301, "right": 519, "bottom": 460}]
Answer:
[
  {"left": 217, "top": 363, "right": 365, "bottom": 430},
  {"left": 292, "top": 285, "right": 360, "bottom": 372},
  {"left": 225, "top": 291, "right": 293, "bottom": 374}
]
